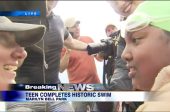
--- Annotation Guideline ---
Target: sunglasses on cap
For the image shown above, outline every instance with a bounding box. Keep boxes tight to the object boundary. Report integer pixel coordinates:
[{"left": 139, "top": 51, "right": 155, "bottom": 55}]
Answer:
[{"left": 121, "top": 13, "right": 170, "bottom": 38}]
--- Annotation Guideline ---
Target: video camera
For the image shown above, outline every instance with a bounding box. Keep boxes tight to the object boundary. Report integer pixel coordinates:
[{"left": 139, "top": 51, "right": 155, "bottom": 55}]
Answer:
[
  {"left": 87, "top": 30, "right": 120, "bottom": 59},
  {"left": 87, "top": 30, "right": 121, "bottom": 90}
]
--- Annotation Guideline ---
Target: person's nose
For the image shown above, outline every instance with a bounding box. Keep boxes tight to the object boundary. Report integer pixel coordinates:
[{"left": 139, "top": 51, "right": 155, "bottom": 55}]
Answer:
[
  {"left": 75, "top": 24, "right": 80, "bottom": 30},
  {"left": 11, "top": 46, "right": 27, "bottom": 60},
  {"left": 121, "top": 45, "right": 132, "bottom": 62}
]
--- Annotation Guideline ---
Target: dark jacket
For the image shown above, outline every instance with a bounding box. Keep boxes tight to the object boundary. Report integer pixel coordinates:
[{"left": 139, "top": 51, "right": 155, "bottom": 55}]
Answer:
[
  {"left": 9, "top": 13, "right": 65, "bottom": 84},
  {"left": 110, "top": 36, "right": 132, "bottom": 90}
]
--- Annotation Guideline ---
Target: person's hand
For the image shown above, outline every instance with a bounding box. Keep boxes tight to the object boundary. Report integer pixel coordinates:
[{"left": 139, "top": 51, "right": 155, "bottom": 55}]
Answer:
[
  {"left": 151, "top": 65, "right": 170, "bottom": 91},
  {"left": 65, "top": 48, "right": 71, "bottom": 55},
  {"left": 97, "top": 51, "right": 108, "bottom": 59},
  {"left": 94, "top": 52, "right": 106, "bottom": 61},
  {"left": 98, "top": 52, "right": 105, "bottom": 58}
]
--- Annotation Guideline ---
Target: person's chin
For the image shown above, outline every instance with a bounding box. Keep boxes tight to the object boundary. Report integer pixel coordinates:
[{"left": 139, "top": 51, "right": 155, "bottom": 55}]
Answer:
[
  {"left": 132, "top": 80, "right": 142, "bottom": 90},
  {"left": 7, "top": 79, "right": 16, "bottom": 84},
  {"left": 11, "top": 80, "right": 16, "bottom": 84}
]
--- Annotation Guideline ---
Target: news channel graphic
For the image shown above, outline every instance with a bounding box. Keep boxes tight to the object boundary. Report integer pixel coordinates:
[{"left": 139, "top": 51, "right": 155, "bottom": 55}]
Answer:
[
  {"left": 10, "top": 84, "right": 104, "bottom": 91},
  {"left": 0, "top": 10, "right": 40, "bottom": 16},
  {"left": 0, "top": 1, "right": 46, "bottom": 17},
  {"left": 0, "top": 84, "right": 151, "bottom": 102}
]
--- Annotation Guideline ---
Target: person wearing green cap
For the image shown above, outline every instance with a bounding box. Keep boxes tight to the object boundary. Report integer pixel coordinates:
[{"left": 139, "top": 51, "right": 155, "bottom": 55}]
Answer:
[
  {"left": 99, "top": 1, "right": 144, "bottom": 112},
  {"left": 122, "top": 1, "right": 170, "bottom": 111}
]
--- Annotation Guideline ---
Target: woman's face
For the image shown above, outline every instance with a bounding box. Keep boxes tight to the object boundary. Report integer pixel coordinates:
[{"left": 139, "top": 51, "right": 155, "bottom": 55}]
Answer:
[
  {"left": 0, "top": 31, "right": 27, "bottom": 85},
  {"left": 108, "top": 1, "right": 143, "bottom": 17},
  {"left": 122, "top": 26, "right": 170, "bottom": 90}
]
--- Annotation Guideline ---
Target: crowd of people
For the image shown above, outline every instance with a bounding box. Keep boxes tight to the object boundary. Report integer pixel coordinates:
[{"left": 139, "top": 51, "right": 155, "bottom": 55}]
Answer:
[{"left": 1, "top": 0, "right": 170, "bottom": 112}]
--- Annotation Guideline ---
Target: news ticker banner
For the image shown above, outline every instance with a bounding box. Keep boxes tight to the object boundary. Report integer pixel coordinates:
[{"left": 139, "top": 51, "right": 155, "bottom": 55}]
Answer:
[
  {"left": 0, "top": 84, "right": 158, "bottom": 102},
  {"left": 0, "top": 10, "right": 40, "bottom": 16},
  {"left": 1, "top": 91, "right": 150, "bottom": 102}
]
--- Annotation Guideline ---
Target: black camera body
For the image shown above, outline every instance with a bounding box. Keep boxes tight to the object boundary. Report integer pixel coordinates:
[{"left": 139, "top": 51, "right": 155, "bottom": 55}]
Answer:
[
  {"left": 87, "top": 30, "right": 120, "bottom": 59},
  {"left": 87, "top": 30, "right": 121, "bottom": 90}
]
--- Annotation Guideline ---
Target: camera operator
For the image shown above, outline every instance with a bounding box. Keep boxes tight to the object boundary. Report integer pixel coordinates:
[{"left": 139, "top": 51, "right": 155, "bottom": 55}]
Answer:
[
  {"left": 93, "top": 23, "right": 132, "bottom": 112},
  {"left": 87, "top": 22, "right": 132, "bottom": 91}
]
